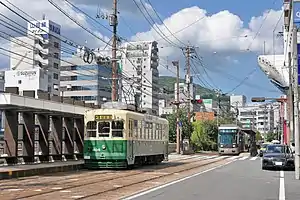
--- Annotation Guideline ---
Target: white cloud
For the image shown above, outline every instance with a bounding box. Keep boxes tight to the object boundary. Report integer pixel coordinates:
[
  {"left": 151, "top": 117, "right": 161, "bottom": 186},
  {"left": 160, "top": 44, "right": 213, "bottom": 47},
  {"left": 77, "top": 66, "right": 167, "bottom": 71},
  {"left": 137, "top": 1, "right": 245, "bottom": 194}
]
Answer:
[
  {"left": 0, "top": 0, "right": 110, "bottom": 49},
  {"left": 132, "top": 6, "right": 283, "bottom": 59}
]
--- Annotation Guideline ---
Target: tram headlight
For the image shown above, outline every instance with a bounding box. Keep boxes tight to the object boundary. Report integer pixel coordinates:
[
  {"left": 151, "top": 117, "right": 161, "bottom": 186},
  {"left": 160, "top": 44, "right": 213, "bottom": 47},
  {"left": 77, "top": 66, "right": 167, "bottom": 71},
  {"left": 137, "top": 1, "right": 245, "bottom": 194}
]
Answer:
[
  {"left": 220, "top": 145, "right": 224, "bottom": 147},
  {"left": 232, "top": 145, "right": 236, "bottom": 148},
  {"left": 102, "top": 145, "right": 106, "bottom": 150}
]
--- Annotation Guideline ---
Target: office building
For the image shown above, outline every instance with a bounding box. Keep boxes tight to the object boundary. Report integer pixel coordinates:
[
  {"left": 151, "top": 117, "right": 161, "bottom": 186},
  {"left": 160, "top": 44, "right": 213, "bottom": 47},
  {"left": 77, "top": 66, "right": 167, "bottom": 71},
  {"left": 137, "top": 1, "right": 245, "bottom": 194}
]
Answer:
[
  {"left": 120, "top": 41, "right": 159, "bottom": 115},
  {"left": 238, "top": 103, "right": 275, "bottom": 135},
  {"left": 230, "top": 95, "right": 246, "bottom": 110},
  {"left": 60, "top": 56, "right": 112, "bottom": 105},
  {"left": 5, "top": 19, "right": 61, "bottom": 97}
]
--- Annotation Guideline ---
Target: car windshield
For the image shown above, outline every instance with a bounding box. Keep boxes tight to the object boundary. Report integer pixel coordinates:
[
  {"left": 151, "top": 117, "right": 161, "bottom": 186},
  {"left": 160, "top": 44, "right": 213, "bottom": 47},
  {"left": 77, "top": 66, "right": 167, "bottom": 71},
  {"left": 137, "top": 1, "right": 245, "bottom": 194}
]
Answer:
[{"left": 266, "top": 145, "right": 284, "bottom": 153}]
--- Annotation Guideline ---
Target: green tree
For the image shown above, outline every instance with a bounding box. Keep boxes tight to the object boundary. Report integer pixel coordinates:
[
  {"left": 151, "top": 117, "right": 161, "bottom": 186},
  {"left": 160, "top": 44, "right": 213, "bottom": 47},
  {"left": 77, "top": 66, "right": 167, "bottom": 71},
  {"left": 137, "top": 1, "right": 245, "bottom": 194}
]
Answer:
[
  {"left": 256, "top": 131, "right": 263, "bottom": 141},
  {"left": 166, "top": 109, "right": 193, "bottom": 143},
  {"left": 191, "top": 120, "right": 218, "bottom": 151},
  {"left": 265, "top": 132, "right": 278, "bottom": 142}
]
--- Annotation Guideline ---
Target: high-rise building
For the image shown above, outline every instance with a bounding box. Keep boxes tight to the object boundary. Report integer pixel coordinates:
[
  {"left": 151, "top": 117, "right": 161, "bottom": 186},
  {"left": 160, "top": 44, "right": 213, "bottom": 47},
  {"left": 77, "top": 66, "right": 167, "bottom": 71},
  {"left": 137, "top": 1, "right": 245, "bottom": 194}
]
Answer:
[
  {"left": 120, "top": 41, "right": 159, "bottom": 115},
  {"left": 5, "top": 19, "right": 61, "bottom": 97},
  {"left": 230, "top": 95, "right": 246, "bottom": 110},
  {"left": 60, "top": 56, "right": 112, "bottom": 105}
]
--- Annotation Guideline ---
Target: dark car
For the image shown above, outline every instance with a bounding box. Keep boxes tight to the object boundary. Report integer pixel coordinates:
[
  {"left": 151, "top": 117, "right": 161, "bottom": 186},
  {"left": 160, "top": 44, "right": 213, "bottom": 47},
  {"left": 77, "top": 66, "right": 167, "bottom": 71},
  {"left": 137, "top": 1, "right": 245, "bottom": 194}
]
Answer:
[{"left": 262, "top": 144, "right": 295, "bottom": 170}]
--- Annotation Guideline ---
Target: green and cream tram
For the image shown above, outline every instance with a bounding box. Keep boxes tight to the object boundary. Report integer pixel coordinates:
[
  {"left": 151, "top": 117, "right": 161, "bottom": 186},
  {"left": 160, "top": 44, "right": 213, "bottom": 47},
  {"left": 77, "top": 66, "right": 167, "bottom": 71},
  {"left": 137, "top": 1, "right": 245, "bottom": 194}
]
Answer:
[{"left": 83, "top": 103, "right": 169, "bottom": 169}]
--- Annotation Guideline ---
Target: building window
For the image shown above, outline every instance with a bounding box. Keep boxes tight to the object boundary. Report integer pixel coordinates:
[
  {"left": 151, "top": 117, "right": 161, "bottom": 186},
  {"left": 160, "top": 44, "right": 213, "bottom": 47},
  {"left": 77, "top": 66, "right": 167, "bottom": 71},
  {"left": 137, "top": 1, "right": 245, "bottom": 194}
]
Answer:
[
  {"left": 54, "top": 42, "right": 59, "bottom": 48},
  {"left": 53, "top": 73, "right": 59, "bottom": 80},
  {"left": 53, "top": 53, "right": 59, "bottom": 59},
  {"left": 54, "top": 63, "right": 59, "bottom": 69},
  {"left": 18, "top": 80, "right": 22, "bottom": 84}
]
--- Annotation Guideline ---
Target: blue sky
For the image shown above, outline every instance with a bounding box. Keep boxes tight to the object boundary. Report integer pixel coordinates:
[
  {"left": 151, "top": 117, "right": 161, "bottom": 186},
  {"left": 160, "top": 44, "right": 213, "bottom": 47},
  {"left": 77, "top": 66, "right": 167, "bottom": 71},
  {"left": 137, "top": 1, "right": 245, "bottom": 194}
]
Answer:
[
  {"left": 0, "top": 0, "right": 284, "bottom": 102},
  {"left": 113, "top": 0, "right": 283, "bottom": 101}
]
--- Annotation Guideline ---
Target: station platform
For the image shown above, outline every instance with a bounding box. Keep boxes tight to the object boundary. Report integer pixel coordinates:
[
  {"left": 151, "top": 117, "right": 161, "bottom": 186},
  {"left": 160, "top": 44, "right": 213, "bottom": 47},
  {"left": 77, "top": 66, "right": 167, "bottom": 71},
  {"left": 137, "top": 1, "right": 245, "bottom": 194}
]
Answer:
[{"left": 0, "top": 160, "right": 84, "bottom": 180}]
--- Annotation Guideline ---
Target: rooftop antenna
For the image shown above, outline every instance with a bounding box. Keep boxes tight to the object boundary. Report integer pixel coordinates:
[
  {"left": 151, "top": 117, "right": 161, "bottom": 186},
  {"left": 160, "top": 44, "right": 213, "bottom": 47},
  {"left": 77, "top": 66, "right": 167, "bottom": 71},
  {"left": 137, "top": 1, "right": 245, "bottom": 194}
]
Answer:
[{"left": 42, "top": 14, "right": 46, "bottom": 20}]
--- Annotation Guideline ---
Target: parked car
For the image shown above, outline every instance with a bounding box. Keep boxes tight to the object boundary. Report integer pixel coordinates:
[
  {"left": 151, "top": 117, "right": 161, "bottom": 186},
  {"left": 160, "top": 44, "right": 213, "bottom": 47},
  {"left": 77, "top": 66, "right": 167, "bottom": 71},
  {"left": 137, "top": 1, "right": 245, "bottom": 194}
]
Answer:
[{"left": 262, "top": 144, "right": 295, "bottom": 170}]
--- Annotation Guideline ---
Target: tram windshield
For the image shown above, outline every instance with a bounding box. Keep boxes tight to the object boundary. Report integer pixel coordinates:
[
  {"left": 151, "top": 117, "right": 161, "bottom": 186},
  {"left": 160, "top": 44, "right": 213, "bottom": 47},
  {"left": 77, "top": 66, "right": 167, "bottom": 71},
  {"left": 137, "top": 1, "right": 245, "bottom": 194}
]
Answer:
[
  {"left": 218, "top": 129, "right": 237, "bottom": 145},
  {"left": 98, "top": 122, "right": 110, "bottom": 137}
]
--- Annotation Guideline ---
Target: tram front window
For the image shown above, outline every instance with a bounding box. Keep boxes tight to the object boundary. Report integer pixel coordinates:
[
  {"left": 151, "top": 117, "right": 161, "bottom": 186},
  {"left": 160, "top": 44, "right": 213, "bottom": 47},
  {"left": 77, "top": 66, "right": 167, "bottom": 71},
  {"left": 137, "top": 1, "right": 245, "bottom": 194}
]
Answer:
[
  {"left": 219, "top": 129, "right": 237, "bottom": 145},
  {"left": 98, "top": 122, "right": 110, "bottom": 137},
  {"left": 112, "top": 120, "right": 124, "bottom": 137}
]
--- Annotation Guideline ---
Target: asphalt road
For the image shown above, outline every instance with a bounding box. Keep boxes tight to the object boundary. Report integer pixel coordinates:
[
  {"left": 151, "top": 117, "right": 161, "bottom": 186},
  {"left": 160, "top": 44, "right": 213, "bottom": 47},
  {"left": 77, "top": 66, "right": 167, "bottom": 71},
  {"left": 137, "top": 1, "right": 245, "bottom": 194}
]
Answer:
[{"left": 124, "top": 156, "right": 299, "bottom": 200}]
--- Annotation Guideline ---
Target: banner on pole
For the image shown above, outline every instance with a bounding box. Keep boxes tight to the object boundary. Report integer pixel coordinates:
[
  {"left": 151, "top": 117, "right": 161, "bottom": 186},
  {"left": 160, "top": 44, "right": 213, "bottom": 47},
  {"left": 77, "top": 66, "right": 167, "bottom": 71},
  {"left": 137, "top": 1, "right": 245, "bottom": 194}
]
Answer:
[{"left": 293, "top": 1, "right": 300, "bottom": 28}]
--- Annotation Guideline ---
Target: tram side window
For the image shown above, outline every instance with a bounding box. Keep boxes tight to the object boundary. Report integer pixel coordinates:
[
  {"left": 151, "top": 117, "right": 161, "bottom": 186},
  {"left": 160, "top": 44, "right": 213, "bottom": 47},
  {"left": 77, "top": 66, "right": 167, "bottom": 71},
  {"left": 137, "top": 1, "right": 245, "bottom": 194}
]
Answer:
[
  {"left": 86, "top": 121, "right": 97, "bottom": 137},
  {"left": 98, "top": 122, "right": 110, "bottom": 137},
  {"left": 112, "top": 120, "right": 124, "bottom": 137}
]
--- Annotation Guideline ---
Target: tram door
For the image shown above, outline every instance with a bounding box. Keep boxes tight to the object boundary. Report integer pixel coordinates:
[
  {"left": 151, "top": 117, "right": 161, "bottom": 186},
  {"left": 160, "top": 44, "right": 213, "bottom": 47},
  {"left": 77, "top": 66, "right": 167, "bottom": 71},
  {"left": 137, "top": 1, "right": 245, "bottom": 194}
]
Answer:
[{"left": 128, "top": 119, "right": 134, "bottom": 164}]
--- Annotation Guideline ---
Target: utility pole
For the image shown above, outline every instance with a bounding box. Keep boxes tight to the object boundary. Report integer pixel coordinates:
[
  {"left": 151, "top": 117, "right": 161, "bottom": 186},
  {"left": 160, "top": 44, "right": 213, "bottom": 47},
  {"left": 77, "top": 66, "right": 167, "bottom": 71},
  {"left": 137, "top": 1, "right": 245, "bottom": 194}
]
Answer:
[
  {"left": 235, "top": 101, "right": 239, "bottom": 125},
  {"left": 288, "top": 51, "right": 294, "bottom": 144},
  {"left": 111, "top": 0, "right": 118, "bottom": 101},
  {"left": 263, "top": 104, "right": 267, "bottom": 136},
  {"left": 292, "top": 25, "right": 300, "bottom": 180},
  {"left": 172, "top": 61, "right": 181, "bottom": 154},
  {"left": 185, "top": 46, "right": 192, "bottom": 138}
]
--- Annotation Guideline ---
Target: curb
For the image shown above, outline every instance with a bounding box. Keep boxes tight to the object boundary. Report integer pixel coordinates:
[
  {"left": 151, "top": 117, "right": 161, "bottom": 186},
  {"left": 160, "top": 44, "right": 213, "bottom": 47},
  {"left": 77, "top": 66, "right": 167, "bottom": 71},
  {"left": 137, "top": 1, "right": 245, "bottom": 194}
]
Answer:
[{"left": 0, "top": 163, "right": 84, "bottom": 180}]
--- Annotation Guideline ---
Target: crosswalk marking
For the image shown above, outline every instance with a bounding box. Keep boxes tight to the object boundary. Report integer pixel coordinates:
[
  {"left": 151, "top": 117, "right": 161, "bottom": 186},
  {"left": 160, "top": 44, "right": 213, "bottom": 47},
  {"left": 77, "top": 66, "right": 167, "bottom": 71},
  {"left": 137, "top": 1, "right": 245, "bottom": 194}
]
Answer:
[
  {"left": 238, "top": 156, "right": 248, "bottom": 160},
  {"left": 250, "top": 157, "right": 258, "bottom": 161}
]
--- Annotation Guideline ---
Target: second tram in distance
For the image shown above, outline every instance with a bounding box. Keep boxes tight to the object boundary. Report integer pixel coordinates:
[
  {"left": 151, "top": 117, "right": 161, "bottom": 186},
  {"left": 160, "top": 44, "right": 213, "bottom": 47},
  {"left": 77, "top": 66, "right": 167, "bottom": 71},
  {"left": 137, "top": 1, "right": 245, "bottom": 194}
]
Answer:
[{"left": 218, "top": 124, "right": 248, "bottom": 155}]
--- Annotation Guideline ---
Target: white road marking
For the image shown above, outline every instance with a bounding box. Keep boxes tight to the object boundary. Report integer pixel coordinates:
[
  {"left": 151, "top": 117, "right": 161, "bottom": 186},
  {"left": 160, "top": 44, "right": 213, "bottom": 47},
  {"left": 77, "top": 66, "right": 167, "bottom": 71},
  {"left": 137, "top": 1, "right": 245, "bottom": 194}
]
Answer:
[
  {"left": 279, "top": 170, "right": 285, "bottom": 200},
  {"left": 60, "top": 190, "right": 71, "bottom": 193},
  {"left": 51, "top": 187, "right": 63, "bottom": 190},
  {"left": 238, "top": 156, "right": 248, "bottom": 160},
  {"left": 34, "top": 189, "right": 42, "bottom": 192},
  {"left": 228, "top": 156, "right": 239, "bottom": 160},
  {"left": 7, "top": 188, "right": 23, "bottom": 191},
  {"left": 122, "top": 159, "right": 236, "bottom": 200},
  {"left": 71, "top": 195, "right": 85, "bottom": 199},
  {"left": 250, "top": 157, "right": 258, "bottom": 161}
]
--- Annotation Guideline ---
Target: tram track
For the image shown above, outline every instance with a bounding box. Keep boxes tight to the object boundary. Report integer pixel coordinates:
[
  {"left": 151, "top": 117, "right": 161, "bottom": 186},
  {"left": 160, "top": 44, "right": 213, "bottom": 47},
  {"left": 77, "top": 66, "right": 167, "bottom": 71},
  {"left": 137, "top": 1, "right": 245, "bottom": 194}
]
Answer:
[
  {"left": 0, "top": 155, "right": 215, "bottom": 200},
  {"left": 6, "top": 156, "right": 228, "bottom": 200},
  {"left": 0, "top": 154, "right": 203, "bottom": 188}
]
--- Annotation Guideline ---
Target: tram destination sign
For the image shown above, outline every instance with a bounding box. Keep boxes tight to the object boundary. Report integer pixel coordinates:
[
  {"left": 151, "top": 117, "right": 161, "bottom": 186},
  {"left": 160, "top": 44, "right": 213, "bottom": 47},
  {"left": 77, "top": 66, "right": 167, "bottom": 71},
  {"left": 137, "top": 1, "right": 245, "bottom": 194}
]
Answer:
[{"left": 95, "top": 115, "right": 112, "bottom": 120}]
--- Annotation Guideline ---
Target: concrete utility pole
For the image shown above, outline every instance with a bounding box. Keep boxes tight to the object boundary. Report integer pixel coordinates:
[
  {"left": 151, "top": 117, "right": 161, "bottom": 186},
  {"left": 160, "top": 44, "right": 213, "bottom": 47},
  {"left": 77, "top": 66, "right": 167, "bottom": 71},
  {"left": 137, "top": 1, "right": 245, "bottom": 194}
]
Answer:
[
  {"left": 235, "top": 101, "right": 239, "bottom": 125},
  {"left": 185, "top": 46, "right": 193, "bottom": 138},
  {"left": 111, "top": 0, "right": 118, "bottom": 101},
  {"left": 172, "top": 61, "right": 181, "bottom": 154},
  {"left": 263, "top": 104, "right": 267, "bottom": 135},
  {"left": 292, "top": 25, "right": 300, "bottom": 180},
  {"left": 288, "top": 51, "right": 294, "bottom": 143}
]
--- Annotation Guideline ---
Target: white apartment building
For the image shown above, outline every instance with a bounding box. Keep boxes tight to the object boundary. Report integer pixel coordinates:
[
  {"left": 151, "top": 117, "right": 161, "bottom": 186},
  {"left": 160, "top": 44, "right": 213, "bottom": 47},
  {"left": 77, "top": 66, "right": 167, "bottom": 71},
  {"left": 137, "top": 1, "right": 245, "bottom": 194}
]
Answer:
[
  {"left": 120, "top": 41, "right": 159, "bottom": 116},
  {"left": 158, "top": 99, "right": 174, "bottom": 116},
  {"left": 174, "top": 82, "right": 194, "bottom": 112},
  {"left": 60, "top": 56, "right": 112, "bottom": 105},
  {"left": 238, "top": 104, "right": 275, "bottom": 135},
  {"left": 5, "top": 19, "right": 61, "bottom": 97},
  {"left": 230, "top": 95, "right": 246, "bottom": 111}
]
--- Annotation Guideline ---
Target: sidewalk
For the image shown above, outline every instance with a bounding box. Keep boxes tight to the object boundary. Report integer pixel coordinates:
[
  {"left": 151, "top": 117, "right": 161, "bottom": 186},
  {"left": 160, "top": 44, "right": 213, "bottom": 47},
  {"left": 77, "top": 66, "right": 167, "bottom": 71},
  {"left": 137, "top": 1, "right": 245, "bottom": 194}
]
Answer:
[{"left": 0, "top": 160, "right": 83, "bottom": 180}]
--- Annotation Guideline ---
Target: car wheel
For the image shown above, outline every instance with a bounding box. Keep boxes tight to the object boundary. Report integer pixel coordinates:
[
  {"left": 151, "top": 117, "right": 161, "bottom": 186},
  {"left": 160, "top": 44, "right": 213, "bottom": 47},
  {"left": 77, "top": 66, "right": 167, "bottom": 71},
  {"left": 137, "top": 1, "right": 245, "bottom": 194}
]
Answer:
[{"left": 262, "top": 166, "right": 267, "bottom": 170}]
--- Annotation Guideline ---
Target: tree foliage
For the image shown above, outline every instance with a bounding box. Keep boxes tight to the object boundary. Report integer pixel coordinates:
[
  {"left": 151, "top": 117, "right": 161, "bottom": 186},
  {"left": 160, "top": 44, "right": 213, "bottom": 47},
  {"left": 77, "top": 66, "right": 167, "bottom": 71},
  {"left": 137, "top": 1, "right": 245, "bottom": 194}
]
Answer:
[
  {"left": 166, "top": 108, "right": 193, "bottom": 143},
  {"left": 191, "top": 120, "right": 218, "bottom": 151},
  {"left": 256, "top": 131, "right": 263, "bottom": 141},
  {"left": 265, "top": 132, "right": 278, "bottom": 142}
]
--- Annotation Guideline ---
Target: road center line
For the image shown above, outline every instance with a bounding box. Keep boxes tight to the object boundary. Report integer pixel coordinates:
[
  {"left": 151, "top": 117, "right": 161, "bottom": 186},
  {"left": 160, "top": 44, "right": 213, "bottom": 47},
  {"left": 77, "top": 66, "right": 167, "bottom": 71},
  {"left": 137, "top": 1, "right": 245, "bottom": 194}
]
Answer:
[{"left": 279, "top": 170, "right": 285, "bottom": 200}]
